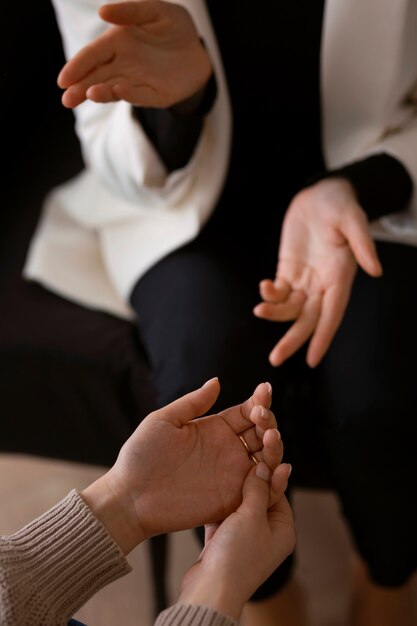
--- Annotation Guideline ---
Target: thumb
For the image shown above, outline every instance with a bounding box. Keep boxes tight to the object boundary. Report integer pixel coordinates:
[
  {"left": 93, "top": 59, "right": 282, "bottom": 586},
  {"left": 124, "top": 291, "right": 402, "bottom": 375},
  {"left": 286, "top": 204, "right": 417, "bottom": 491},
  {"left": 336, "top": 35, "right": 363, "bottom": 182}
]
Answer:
[
  {"left": 269, "top": 463, "right": 292, "bottom": 508},
  {"left": 99, "top": 1, "right": 161, "bottom": 26},
  {"left": 239, "top": 463, "right": 271, "bottom": 514},
  {"left": 151, "top": 378, "right": 220, "bottom": 427},
  {"left": 342, "top": 206, "right": 383, "bottom": 277}
]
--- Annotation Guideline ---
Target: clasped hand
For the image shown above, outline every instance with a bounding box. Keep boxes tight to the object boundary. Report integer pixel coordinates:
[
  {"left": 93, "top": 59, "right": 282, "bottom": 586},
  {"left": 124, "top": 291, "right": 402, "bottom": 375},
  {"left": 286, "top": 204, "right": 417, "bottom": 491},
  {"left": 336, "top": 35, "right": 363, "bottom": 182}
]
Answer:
[{"left": 82, "top": 378, "right": 288, "bottom": 554}]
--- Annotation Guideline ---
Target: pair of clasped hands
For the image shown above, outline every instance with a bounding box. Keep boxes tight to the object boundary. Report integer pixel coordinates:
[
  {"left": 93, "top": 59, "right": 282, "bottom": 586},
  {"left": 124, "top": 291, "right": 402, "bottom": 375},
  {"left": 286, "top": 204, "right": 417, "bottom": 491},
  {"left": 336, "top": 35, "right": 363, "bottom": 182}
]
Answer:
[
  {"left": 58, "top": 1, "right": 384, "bottom": 370},
  {"left": 82, "top": 378, "right": 294, "bottom": 620}
]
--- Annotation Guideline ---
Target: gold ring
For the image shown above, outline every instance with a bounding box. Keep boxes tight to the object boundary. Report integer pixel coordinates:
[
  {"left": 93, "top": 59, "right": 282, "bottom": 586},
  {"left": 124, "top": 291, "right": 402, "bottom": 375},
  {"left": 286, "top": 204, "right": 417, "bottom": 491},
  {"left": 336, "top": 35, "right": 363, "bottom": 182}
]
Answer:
[
  {"left": 250, "top": 454, "right": 259, "bottom": 465},
  {"left": 238, "top": 434, "right": 250, "bottom": 453}
]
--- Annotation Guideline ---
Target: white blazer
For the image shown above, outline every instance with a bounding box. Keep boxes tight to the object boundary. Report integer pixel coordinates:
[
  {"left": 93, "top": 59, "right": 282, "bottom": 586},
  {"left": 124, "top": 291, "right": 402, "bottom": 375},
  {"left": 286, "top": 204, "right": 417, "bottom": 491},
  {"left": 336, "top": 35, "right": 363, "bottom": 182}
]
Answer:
[{"left": 25, "top": 0, "right": 417, "bottom": 319}]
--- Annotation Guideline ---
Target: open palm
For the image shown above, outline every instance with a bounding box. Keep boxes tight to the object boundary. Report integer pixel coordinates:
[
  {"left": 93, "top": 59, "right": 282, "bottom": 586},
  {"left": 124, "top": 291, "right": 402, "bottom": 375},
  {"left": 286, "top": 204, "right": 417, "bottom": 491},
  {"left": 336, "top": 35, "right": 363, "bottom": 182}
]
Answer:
[
  {"left": 58, "top": 1, "right": 212, "bottom": 109},
  {"left": 107, "top": 379, "right": 282, "bottom": 539},
  {"left": 254, "top": 179, "right": 383, "bottom": 367}
]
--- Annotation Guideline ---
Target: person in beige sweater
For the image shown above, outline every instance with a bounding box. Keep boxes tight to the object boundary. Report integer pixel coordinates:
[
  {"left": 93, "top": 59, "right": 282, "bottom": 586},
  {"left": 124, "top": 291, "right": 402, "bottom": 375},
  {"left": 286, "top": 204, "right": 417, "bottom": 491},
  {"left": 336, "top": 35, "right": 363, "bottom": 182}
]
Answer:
[{"left": 0, "top": 378, "right": 294, "bottom": 625}]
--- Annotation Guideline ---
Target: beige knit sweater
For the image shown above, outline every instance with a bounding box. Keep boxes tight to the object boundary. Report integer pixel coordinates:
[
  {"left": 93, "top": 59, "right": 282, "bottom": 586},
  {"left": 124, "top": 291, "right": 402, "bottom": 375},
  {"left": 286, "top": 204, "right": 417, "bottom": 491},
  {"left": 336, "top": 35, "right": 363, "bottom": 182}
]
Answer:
[{"left": 0, "top": 490, "right": 237, "bottom": 626}]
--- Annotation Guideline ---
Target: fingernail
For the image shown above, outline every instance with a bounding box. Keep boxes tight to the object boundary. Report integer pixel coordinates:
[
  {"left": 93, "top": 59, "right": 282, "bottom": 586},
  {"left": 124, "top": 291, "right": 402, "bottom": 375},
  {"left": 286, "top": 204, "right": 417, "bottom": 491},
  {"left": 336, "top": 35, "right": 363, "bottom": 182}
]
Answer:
[
  {"left": 202, "top": 377, "right": 219, "bottom": 388},
  {"left": 273, "top": 428, "right": 281, "bottom": 441},
  {"left": 287, "top": 464, "right": 292, "bottom": 477},
  {"left": 251, "top": 405, "right": 264, "bottom": 419},
  {"left": 256, "top": 462, "right": 271, "bottom": 481},
  {"left": 265, "top": 382, "right": 272, "bottom": 395}
]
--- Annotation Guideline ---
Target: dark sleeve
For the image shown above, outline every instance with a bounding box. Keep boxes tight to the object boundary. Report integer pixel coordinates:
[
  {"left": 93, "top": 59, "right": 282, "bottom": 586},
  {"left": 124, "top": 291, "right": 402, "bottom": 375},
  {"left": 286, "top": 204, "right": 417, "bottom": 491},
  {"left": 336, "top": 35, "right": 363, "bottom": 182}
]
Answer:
[
  {"left": 307, "top": 154, "right": 413, "bottom": 221},
  {"left": 133, "top": 73, "right": 217, "bottom": 173}
]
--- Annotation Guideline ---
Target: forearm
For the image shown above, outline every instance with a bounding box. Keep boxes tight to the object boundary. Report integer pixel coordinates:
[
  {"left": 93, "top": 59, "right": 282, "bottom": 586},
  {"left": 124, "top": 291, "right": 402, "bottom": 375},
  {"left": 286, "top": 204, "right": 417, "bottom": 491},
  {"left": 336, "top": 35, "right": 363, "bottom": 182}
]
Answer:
[
  {"left": 0, "top": 490, "right": 130, "bottom": 626},
  {"left": 176, "top": 571, "right": 246, "bottom": 624}
]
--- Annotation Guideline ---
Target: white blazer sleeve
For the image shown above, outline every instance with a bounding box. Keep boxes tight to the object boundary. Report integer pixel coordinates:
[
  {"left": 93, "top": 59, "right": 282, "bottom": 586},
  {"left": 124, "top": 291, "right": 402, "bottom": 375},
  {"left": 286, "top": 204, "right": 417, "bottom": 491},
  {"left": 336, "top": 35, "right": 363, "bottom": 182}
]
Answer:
[
  {"left": 322, "top": 0, "right": 417, "bottom": 239},
  {"left": 50, "top": 0, "right": 231, "bottom": 216}
]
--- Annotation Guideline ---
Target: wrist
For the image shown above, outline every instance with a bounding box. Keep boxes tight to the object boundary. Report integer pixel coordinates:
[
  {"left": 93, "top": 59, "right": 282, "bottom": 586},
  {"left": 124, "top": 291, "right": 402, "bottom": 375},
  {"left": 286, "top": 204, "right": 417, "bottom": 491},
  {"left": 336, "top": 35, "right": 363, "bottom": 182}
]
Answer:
[
  {"left": 179, "top": 573, "right": 245, "bottom": 621},
  {"left": 170, "top": 79, "right": 211, "bottom": 115},
  {"left": 81, "top": 472, "right": 147, "bottom": 555}
]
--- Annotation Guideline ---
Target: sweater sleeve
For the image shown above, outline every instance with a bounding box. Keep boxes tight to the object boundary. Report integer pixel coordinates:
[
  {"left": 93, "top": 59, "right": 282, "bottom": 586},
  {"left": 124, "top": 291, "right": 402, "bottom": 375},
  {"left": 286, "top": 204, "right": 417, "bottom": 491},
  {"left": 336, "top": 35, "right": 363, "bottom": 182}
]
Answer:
[
  {"left": 307, "top": 154, "right": 414, "bottom": 221},
  {"left": 0, "top": 490, "right": 131, "bottom": 626},
  {"left": 155, "top": 604, "right": 238, "bottom": 626}
]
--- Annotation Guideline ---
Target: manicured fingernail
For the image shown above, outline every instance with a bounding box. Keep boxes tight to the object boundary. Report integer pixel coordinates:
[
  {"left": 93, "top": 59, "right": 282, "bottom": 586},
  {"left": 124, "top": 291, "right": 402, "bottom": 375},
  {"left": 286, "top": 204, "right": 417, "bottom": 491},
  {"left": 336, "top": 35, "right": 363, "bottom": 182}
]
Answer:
[
  {"left": 265, "top": 382, "right": 272, "bottom": 395},
  {"left": 202, "top": 377, "right": 219, "bottom": 387},
  {"left": 256, "top": 462, "right": 271, "bottom": 481}
]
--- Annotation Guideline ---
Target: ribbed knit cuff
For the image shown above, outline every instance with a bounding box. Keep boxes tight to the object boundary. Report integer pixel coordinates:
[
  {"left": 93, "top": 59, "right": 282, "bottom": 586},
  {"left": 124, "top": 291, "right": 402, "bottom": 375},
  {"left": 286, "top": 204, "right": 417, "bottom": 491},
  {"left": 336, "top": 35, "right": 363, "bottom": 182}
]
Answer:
[
  {"left": 0, "top": 489, "right": 131, "bottom": 626},
  {"left": 155, "top": 604, "right": 238, "bottom": 626}
]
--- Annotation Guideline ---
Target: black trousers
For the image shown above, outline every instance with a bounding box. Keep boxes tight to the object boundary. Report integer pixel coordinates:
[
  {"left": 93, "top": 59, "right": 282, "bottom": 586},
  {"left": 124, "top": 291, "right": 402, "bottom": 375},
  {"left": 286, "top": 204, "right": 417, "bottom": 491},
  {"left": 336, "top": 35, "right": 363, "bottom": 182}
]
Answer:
[{"left": 131, "top": 227, "right": 417, "bottom": 597}]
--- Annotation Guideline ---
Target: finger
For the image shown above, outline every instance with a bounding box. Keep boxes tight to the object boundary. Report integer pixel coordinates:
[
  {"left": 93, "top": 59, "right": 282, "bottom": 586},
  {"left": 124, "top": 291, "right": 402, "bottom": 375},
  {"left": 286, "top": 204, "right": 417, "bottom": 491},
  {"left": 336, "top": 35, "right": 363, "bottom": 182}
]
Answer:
[
  {"left": 112, "top": 82, "right": 161, "bottom": 107},
  {"left": 241, "top": 381, "right": 273, "bottom": 416},
  {"left": 342, "top": 207, "right": 383, "bottom": 277},
  {"left": 269, "top": 294, "right": 322, "bottom": 366},
  {"left": 239, "top": 463, "right": 271, "bottom": 513},
  {"left": 254, "top": 290, "right": 306, "bottom": 321},
  {"left": 238, "top": 406, "right": 280, "bottom": 453},
  {"left": 151, "top": 377, "right": 220, "bottom": 426},
  {"left": 219, "top": 382, "right": 273, "bottom": 434},
  {"left": 249, "top": 405, "right": 277, "bottom": 440},
  {"left": 238, "top": 427, "right": 263, "bottom": 454},
  {"left": 61, "top": 66, "right": 124, "bottom": 108},
  {"left": 86, "top": 82, "right": 121, "bottom": 103},
  {"left": 58, "top": 35, "right": 115, "bottom": 89},
  {"left": 262, "top": 428, "right": 284, "bottom": 471},
  {"left": 306, "top": 284, "right": 351, "bottom": 367},
  {"left": 204, "top": 522, "right": 220, "bottom": 544},
  {"left": 99, "top": 1, "right": 162, "bottom": 26},
  {"left": 86, "top": 81, "right": 159, "bottom": 108},
  {"left": 61, "top": 84, "right": 88, "bottom": 109},
  {"left": 269, "top": 463, "right": 292, "bottom": 508},
  {"left": 268, "top": 494, "right": 296, "bottom": 558},
  {"left": 259, "top": 278, "right": 291, "bottom": 303}
]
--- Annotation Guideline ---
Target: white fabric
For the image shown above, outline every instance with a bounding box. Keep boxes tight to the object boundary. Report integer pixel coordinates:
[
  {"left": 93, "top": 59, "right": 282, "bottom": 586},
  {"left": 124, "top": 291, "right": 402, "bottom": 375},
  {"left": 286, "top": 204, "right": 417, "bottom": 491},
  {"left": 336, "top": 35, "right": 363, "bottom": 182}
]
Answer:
[{"left": 24, "top": 0, "right": 417, "bottom": 318}]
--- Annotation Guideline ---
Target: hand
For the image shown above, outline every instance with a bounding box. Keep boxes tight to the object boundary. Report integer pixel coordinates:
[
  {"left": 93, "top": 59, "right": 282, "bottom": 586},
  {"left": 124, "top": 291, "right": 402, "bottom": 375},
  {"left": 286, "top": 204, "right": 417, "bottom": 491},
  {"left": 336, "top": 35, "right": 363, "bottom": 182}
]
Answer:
[
  {"left": 178, "top": 461, "right": 294, "bottom": 621},
  {"left": 57, "top": 1, "right": 213, "bottom": 109},
  {"left": 82, "top": 379, "right": 283, "bottom": 553},
  {"left": 254, "top": 178, "right": 383, "bottom": 367}
]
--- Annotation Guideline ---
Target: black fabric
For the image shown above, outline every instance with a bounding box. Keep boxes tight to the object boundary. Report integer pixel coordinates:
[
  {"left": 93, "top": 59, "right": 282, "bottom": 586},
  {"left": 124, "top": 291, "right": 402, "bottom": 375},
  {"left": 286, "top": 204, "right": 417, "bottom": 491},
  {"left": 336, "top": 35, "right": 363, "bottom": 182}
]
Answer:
[
  {"left": 133, "top": 73, "right": 217, "bottom": 172},
  {"left": 134, "top": 106, "right": 204, "bottom": 172},
  {"left": 307, "top": 154, "right": 414, "bottom": 221},
  {"left": 315, "top": 241, "right": 417, "bottom": 586},
  {"left": 133, "top": 1, "right": 412, "bottom": 216},
  {"left": 0, "top": 1, "right": 156, "bottom": 468},
  {"left": 129, "top": 0, "right": 417, "bottom": 595},
  {"left": 131, "top": 237, "right": 417, "bottom": 591}
]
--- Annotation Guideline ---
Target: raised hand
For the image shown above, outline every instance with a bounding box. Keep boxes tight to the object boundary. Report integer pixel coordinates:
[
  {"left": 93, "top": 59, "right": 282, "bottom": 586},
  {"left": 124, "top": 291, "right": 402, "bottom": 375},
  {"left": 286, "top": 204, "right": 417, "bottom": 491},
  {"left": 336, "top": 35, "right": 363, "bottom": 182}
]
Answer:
[
  {"left": 178, "top": 462, "right": 294, "bottom": 621},
  {"left": 254, "top": 178, "right": 383, "bottom": 368},
  {"left": 58, "top": 1, "right": 213, "bottom": 109},
  {"left": 81, "top": 378, "right": 283, "bottom": 554}
]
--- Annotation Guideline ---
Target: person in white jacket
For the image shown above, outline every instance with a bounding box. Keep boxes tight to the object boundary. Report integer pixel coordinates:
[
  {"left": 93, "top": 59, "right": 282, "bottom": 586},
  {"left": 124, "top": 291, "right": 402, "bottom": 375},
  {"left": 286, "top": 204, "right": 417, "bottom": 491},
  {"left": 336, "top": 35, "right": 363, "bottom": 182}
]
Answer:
[{"left": 25, "top": 1, "right": 417, "bottom": 625}]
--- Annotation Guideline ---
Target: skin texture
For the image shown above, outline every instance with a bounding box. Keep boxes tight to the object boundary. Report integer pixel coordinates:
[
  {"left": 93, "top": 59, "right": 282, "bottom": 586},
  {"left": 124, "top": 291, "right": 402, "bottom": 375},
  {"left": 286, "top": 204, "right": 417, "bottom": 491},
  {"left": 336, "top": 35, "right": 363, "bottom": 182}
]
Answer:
[
  {"left": 179, "top": 462, "right": 295, "bottom": 621},
  {"left": 58, "top": 1, "right": 212, "bottom": 109},
  {"left": 82, "top": 379, "right": 284, "bottom": 554},
  {"left": 254, "top": 178, "right": 383, "bottom": 367},
  {"left": 57, "top": 8, "right": 382, "bottom": 371}
]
